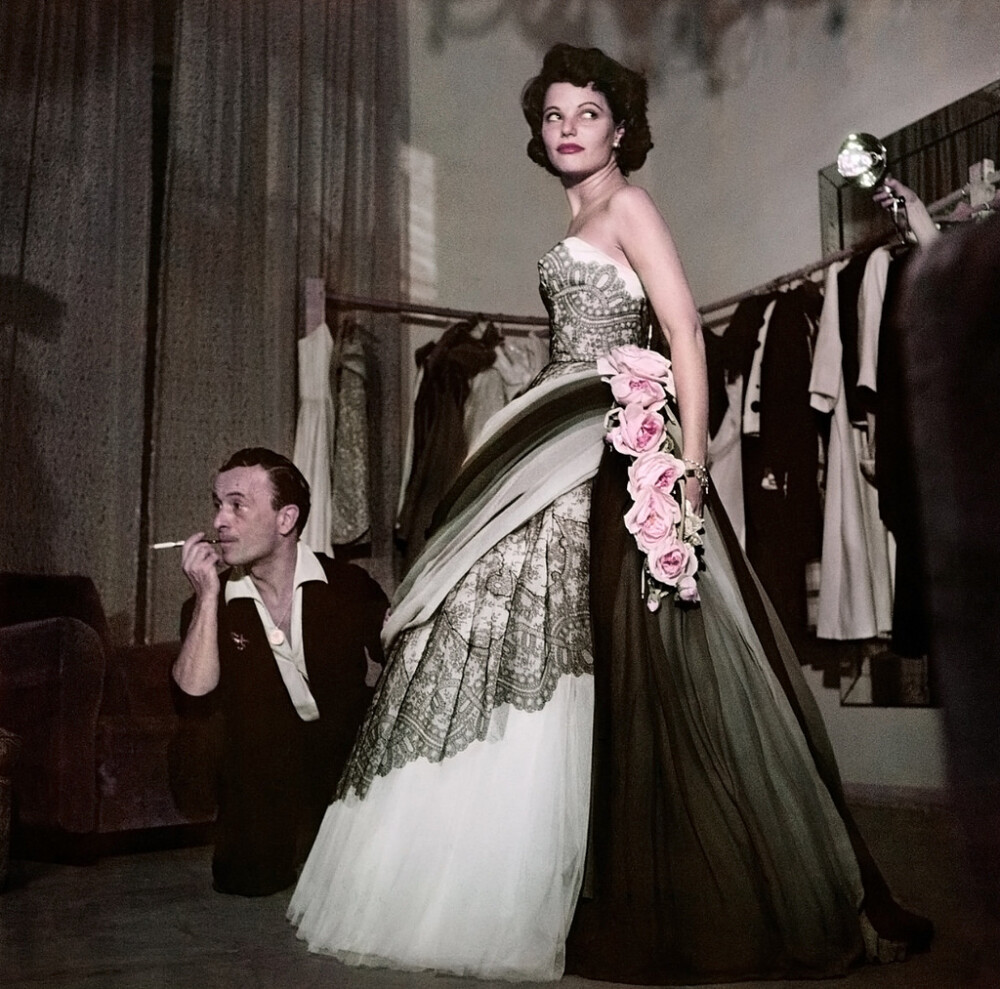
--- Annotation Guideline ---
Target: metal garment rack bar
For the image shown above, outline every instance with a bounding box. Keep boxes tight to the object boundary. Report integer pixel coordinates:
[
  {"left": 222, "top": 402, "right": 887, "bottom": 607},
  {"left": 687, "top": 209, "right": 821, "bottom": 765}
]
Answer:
[
  {"left": 699, "top": 160, "right": 998, "bottom": 327},
  {"left": 305, "top": 160, "right": 996, "bottom": 339},
  {"left": 314, "top": 285, "right": 549, "bottom": 334}
]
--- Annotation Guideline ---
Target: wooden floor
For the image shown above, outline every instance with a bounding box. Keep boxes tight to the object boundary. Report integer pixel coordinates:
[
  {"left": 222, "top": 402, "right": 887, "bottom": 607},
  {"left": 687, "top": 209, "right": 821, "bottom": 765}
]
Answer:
[{"left": 2, "top": 801, "right": 997, "bottom": 989}]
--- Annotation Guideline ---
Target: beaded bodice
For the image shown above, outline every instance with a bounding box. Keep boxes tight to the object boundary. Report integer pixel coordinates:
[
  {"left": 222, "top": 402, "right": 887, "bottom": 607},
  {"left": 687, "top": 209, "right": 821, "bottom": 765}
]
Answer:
[{"left": 537, "top": 237, "right": 649, "bottom": 367}]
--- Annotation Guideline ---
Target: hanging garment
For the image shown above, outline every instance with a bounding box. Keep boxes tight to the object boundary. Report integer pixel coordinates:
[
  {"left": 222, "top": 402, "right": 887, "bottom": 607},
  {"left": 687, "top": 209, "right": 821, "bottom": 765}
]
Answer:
[
  {"left": 704, "top": 329, "right": 745, "bottom": 545},
  {"left": 395, "top": 320, "right": 500, "bottom": 569},
  {"left": 293, "top": 321, "right": 371, "bottom": 556},
  {"left": 857, "top": 247, "right": 892, "bottom": 485},
  {"left": 740, "top": 298, "right": 777, "bottom": 437},
  {"left": 723, "top": 292, "right": 775, "bottom": 389},
  {"left": 294, "top": 323, "right": 335, "bottom": 557},
  {"left": 809, "top": 262, "right": 894, "bottom": 640},
  {"left": 875, "top": 249, "right": 930, "bottom": 658},
  {"left": 707, "top": 372, "right": 747, "bottom": 546},
  {"left": 742, "top": 285, "right": 824, "bottom": 644},
  {"left": 463, "top": 332, "right": 547, "bottom": 445},
  {"left": 837, "top": 252, "right": 874, "bottom": 427},
  {"left": 706, "top": 293, "right": 779, "bottom": 549},
  {"left": 702, "top": 324, "right": 730, "bottom": 440},
  {"left": 857, "top": 248, "right": 891, "bottom": 398},
  {"left": 289, "top": 236, "right": 929, "bottom": 984},
  {"left": 327, "top": 321, "right": 371, "bottom": 546}
]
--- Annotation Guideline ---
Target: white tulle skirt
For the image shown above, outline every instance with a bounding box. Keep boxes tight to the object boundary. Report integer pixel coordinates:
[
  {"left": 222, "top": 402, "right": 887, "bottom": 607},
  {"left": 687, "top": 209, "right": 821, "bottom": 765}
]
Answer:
[{"left": 288, "top": 673, "right": 594, "bottom": 982}]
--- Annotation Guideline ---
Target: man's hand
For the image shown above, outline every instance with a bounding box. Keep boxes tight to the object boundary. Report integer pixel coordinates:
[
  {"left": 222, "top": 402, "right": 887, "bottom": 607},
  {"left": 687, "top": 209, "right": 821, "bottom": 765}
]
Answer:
[
  {"left": 181, "top": 531, "right": 221, "bottom": 599},
  {"left": 874, "top": 175, "right": 940, "bottom": 247},
  {"left": 174, "top": 532, "right": 223, "bottom": 696}
]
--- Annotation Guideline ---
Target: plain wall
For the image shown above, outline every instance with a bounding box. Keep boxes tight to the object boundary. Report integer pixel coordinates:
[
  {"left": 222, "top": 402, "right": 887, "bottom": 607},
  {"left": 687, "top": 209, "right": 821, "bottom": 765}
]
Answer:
[
  {"left": 408, "top": 0, "right": 1000, "bottom": 310},
  {"left": 405, "top": 0, "right": 1000, "bottom": 797}
]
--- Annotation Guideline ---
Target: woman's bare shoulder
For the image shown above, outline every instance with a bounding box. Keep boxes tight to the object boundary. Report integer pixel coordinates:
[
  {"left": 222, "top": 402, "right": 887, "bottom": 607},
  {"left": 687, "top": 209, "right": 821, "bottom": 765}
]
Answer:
[
  {"left": 608, "top": 184, "right": 671, "bottom": 243},
  {"left": 609, "top": 183, "right": 657, "bottom": 213},
  {"left": 608, "top": 183, "right": 666, "bottom": 228}
]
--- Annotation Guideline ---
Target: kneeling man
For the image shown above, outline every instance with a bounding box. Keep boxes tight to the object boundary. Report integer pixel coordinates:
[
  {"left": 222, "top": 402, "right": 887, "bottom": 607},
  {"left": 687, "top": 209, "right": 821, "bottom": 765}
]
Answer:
[{"left": 173, "top": 447, "right": 388, "bottom": 896}]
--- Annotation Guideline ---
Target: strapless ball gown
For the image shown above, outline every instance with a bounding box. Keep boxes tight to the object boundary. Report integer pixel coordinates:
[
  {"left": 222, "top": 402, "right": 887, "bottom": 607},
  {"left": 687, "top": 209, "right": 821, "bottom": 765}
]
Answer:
[{"left": 288, "top": 236, "right": 930, "bottom": 983}]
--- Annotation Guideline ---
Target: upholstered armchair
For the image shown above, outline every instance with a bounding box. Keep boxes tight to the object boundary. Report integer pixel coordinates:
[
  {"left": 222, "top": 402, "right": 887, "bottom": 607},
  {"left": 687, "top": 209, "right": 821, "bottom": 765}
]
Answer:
[{"left": 0, "top": 573, "right": 220, "bottom": 861}]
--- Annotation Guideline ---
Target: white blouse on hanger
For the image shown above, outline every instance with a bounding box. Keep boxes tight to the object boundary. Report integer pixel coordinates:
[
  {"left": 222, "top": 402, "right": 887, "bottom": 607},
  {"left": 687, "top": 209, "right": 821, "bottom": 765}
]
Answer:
[
  {"left": 294, "top": 323, "right": 336, "bottom": 557},
  {"left": 809, "top": 260, "right": 895, "bottom": 641},
  {"left": 293, "top": 321, "right": 370, "bottom": 556}
]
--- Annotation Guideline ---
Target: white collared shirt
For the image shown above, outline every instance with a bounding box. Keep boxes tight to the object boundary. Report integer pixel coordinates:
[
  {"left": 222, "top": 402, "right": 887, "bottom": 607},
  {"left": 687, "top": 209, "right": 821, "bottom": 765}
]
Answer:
[{"left": 225, "top": 542, "right": 327, "bottom": 721}]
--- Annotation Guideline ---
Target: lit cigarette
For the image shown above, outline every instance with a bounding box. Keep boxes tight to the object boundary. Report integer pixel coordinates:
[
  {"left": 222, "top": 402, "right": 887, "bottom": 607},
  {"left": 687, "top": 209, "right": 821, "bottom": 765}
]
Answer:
[{"left": 151, "top": 538, "right": 221, "bottom": 550}]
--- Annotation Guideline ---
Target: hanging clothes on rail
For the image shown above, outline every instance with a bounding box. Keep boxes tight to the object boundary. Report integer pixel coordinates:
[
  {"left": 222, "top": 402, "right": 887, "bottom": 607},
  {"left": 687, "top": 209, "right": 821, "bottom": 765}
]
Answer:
[
  {"left": 872, "top": 247, "right": 930, "bottom": 660},
  {"left": 836, "top": 252, "right": 873, "bottom": 428},
  {"left": 464, "top": 332, "right": 548, "bottom": 445},
  {"left": 740, "top": 297, "right": 777, "bottom": 437},
  {"left": 396, "top": 319, "right": 501, "bottom": 570},
  {"left": 809, "top": 260, "right": 895, "bottom": 642},
  {"left": 857, "top": 248, "right": 892, "bottom": 483},
  {"left": 294, "top": 319, "right": 371, "bottom": 557},
  {"left": 739, "top": 283, "right": 824, "bottom": 647},
  {"left": 705, "top": 293, "right": 778, "bottom": 545},
  {"left": 703, "top": 326, "right": 746, "bottom": 545}
]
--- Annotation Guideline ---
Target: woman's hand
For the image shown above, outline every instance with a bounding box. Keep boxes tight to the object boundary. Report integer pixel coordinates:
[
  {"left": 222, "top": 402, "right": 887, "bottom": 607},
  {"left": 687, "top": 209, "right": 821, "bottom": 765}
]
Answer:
[{"left": 683, "top": 474, "right": 705, "bottom": 518}]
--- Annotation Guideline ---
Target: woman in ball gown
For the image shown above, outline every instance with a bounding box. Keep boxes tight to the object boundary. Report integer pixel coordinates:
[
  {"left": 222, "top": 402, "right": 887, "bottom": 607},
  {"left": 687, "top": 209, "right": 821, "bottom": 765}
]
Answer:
[{"left": 289, "top": 43, "right": 931, "bottom": 984}]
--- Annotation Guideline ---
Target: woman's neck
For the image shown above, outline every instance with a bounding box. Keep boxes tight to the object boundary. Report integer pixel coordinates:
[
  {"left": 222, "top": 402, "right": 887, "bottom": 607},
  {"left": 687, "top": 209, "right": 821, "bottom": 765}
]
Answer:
[{"left": 563, "top": 163, "right": 627, "bottom": 227}]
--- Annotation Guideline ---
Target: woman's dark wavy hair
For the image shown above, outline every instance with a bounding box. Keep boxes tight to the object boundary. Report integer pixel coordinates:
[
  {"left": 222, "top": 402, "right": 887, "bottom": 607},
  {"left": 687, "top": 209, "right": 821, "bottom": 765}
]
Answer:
[
  {"left": 220, "top": 447, "right": 311, "bottom": 536},
  {"left": 521, "top": 43, "right": 653, "bottom": 177}
]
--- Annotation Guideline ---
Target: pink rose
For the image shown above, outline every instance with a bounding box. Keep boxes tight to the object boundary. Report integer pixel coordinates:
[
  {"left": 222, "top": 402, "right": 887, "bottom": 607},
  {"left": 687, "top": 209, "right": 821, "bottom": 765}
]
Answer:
[
  {"left": 624, "top": 486, "right": 682, "bottom": 552},
  {"left": 647, "top": 534, "right": 698, "bottom": 587},
  {"left": 598, "top": 345, "right": 674, "bottom": 394},
  {"left": 627, "top": 450, "right": 686, "bottom": 500},
  {"left": 607, "top": 402, "right": 666, "bottom": 457},
  {"left": 676, "top": 575, "right": 700, "bottom": 603},
  {"left": 595, "top": 350, "right": 623, "bottom": 378},
  {"left": 608, "top": 372, "right": 666, "bottom": 408}
]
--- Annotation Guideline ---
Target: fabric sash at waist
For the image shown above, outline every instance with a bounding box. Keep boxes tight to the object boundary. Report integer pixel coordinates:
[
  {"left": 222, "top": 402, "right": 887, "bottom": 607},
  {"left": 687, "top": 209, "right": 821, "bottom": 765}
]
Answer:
[{"left": 383, "top": 368, "right": 610, "bottom": 649}]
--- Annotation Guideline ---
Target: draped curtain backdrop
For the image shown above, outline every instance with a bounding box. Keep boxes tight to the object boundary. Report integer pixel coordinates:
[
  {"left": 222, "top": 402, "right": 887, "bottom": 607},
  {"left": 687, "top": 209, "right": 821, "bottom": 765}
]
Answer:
[
  {"left": 146, "top": 0, "right": 406, "bottom": 641},
  {"left": 0, "top": 0, "right": 153, "bottom": 643}
]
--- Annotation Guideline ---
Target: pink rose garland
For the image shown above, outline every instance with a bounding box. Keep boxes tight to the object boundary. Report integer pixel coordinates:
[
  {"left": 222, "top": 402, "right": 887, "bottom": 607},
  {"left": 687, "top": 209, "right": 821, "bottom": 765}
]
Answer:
[{"left": 598, "top": 345, "right": 704, "bottom": 609}]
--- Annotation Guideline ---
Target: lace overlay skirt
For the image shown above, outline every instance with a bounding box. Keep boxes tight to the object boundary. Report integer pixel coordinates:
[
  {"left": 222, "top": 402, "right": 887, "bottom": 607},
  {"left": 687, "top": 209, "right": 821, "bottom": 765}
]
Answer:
[
  {"left": 338, "top": 482, "right": 594, "bottom": 800},
  {"left": 290, "top": 483, "right": 596, "bottom": 981}
]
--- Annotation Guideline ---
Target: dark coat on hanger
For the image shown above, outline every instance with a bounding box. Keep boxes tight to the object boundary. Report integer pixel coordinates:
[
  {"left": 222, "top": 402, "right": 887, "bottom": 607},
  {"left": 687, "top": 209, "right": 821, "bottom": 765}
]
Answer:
[
  {"left": 874, "top": 248, "right": 929, "bottom": 659},
  {"left": 397, "top": 319, "right": 500, "bottom": 570},
  {"left": 837, "top": 250, "right": 875, "bottom": 426},
  {"left": 741, "top": 284, "right": 823, "bottom": 645},
  {"left": 722, "top": 292, "right": 775, "bottom": 388}
]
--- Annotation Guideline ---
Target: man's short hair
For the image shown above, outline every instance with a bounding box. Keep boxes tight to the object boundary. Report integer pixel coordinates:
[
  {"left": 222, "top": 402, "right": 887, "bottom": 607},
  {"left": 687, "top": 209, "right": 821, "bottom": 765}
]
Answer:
[{"left": 219, "top": 448, "right": 311, "bottom": 536}]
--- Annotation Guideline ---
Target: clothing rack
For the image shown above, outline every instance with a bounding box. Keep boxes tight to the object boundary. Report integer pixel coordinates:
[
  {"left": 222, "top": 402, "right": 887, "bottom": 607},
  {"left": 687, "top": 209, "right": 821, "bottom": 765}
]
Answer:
[
  {"left": 699, "top": 158, "right": 998, "bottom": 327},
  {"left": 698, "top": 231, "right": 887, "bottom": 329},
  {"left": 304, "top": 279, "right": 548, "bottom": 339},
  {"left": 304, "top": 159, "right": 996, "bottom": 339}
]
